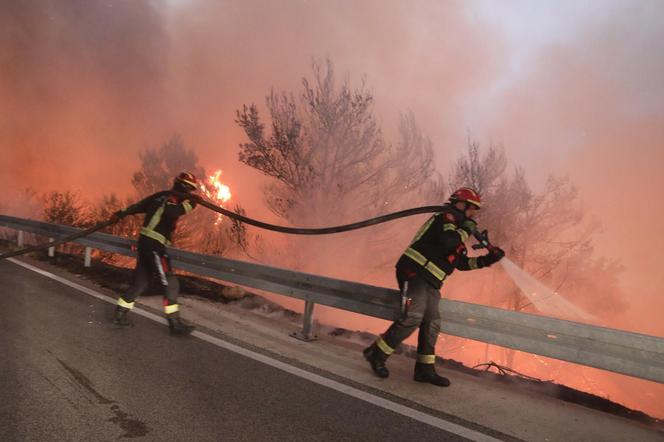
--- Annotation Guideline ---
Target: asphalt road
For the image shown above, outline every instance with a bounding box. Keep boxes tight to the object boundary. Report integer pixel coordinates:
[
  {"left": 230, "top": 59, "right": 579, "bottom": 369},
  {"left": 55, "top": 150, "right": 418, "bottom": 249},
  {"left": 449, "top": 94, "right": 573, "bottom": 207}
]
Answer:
[{"left": 0, "top": 259, "right": 471, "bottom": 442}]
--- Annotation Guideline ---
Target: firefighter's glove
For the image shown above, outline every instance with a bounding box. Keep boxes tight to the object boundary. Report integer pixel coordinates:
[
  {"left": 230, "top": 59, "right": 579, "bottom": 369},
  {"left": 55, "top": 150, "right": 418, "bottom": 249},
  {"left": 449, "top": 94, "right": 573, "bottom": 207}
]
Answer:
[{"left": 483, "top": 246, "right": 505, "bottom": 266}]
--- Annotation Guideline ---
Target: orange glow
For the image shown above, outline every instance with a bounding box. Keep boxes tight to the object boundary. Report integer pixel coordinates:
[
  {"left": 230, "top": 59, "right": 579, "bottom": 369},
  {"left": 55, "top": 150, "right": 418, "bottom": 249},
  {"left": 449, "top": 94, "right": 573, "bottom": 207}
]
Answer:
[{"left": 2, "top": 0, "right": 663, "bottom": 420}]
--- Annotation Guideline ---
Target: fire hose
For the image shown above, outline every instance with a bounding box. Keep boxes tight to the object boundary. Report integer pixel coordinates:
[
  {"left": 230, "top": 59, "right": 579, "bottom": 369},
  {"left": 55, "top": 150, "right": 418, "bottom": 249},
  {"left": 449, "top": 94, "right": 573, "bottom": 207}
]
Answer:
[
  {"left": 197, "top": 194, "right": 496, "bottom": 321},
  {"left": 0, "top": 192, "right": 494, "bottom": 261},
  {"left": 0, "top": 193, "right": 449, "bottom": 260},
  {"left": 192, "top": 195, "right": 446, "bottom": 235}
]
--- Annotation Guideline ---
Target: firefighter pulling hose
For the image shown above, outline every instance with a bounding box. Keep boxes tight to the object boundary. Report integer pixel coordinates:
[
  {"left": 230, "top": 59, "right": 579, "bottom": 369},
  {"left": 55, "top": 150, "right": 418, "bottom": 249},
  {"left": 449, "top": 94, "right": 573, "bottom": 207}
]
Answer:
[{"left": 110, "top": 172, "right": 200, "bottom": 335}]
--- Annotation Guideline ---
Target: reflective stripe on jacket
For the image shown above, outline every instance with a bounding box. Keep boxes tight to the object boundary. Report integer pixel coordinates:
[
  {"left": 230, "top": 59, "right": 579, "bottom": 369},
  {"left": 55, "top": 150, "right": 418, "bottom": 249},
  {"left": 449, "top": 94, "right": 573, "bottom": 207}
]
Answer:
[
  {"left": 122, "top": 191, "right": 195, "bottom": 245},
  {"left": 396, "top": 206, "right": 485, "bottom": 289}
]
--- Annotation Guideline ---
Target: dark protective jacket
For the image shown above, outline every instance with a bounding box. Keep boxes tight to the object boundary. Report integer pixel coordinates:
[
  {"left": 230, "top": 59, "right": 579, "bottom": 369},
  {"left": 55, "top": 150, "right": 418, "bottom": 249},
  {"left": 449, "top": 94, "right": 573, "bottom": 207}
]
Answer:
[
  {"left": 123, "top": 191, "right": 196, "bottom": 245},
  {"left": 396, "top": 204, "right": 492, "bottom": 289}
]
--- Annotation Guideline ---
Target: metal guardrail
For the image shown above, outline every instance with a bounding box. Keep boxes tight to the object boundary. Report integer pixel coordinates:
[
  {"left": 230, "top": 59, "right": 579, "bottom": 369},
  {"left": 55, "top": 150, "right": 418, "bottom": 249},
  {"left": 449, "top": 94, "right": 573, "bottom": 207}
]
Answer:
[{"left": 1, "top": 214, "right": 663, "bottom": 383}]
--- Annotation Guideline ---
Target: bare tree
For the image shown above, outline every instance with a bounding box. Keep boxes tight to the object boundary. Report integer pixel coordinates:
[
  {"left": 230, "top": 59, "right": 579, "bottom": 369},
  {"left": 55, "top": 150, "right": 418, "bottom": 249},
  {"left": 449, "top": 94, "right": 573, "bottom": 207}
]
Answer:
[
  {"left": 449, "top": 141, "right": 626, "bottom": 366},
  {"left": 131, "top": 134, "right": 206, "bottom": 198},
  {"left": 236, "top": 59, "right": 439, "bottom": 275},
  {"left": 449, "top": 142, "right": 594, "bottom": 298},
  {"left": 237, "top": 59, "right": 437, "bottom": 227},
  {"left": 451, "top": 141, "right": 508, "bottom": 198}
]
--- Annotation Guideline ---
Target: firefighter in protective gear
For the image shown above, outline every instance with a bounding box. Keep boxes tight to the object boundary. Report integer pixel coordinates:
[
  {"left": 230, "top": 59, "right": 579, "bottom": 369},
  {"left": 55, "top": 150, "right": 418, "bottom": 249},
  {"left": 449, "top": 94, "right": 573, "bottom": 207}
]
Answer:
[
  {"left": 112, "top": 172, "right": 199, "bottom": 336},
  {"left": 363, "top": 187, "right": 505, "bottom": 386}
]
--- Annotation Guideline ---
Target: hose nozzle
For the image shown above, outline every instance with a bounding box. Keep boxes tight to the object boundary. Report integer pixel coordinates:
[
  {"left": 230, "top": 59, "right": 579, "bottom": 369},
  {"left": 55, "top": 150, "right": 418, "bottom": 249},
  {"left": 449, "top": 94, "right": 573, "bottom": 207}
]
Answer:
[{"left": 471, "top": 228, "right": 492, "bottom": 250}]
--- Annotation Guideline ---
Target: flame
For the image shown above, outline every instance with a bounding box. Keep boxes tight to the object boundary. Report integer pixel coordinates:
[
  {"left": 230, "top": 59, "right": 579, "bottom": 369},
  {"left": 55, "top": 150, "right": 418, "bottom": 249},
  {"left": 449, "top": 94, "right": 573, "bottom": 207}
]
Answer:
[{"left": 199, "top": 169, "right": 231, "bottom": 225}]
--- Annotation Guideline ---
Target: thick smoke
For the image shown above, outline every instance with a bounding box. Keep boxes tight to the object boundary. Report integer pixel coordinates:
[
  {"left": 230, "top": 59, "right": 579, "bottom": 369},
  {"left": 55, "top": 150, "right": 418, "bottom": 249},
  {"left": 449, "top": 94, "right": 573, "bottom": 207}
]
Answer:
[
  {"left": 0, "top": 0, "right": 503, "bottom": 205},
  {"left": 0, "top": 1, "right": 171, "bottom": 195},
  {"left": 1, "top": 0, "right": 663, "bottom": 418},
  {"left": 476, "top": 1, "right": 664, "bottom": 336},
  {"left": 465, "top": 1, "right": 664, "bottom": 417}
]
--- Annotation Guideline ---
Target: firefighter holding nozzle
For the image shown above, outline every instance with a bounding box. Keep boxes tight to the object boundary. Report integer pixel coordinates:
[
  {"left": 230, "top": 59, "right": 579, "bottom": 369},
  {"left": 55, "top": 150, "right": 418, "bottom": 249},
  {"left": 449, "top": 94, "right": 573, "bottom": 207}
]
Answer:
[{"left": 363, "top": 187, "right": 505, "bottom": 386}]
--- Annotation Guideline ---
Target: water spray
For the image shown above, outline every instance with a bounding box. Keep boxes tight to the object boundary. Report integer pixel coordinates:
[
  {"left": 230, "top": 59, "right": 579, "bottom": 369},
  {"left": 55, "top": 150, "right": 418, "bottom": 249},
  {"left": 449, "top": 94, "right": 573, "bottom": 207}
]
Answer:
[
  {"left": 500, "top": 257, "right": 598, "bottom": 322},
  {"left": 470, "top": 226, "right": 597, "bottom": 322}
]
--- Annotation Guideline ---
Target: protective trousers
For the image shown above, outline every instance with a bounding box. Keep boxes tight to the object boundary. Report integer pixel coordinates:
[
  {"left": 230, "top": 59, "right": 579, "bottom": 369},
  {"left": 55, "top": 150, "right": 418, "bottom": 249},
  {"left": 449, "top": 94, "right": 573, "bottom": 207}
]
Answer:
[
  {"left": 377, "top": 273, "right": 441, "bottom": 363},
  {"left": 117, "top": 235, "right": 179, "bottom": 313}
]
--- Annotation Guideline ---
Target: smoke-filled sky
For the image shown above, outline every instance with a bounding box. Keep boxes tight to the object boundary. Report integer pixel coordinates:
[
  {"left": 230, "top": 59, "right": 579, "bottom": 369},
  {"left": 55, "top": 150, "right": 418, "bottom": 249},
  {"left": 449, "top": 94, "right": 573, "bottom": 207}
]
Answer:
[{"left": 2, "top": 0, "right": 664, "bottom": 416}]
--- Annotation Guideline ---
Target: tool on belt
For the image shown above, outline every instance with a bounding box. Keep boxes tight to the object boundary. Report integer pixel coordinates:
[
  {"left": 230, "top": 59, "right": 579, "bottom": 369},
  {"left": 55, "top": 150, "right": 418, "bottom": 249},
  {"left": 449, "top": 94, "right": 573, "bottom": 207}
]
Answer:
[{"left": 400, "top": 280, "right": 412, "bottom": 320}]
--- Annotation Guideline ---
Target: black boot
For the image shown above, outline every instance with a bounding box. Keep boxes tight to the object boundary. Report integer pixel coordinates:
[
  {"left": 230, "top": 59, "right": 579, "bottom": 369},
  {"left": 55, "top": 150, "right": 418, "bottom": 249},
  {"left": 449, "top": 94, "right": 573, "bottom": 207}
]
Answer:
[
  {"left": 414, "top": 362, "right": 450, "bottom": 387},
  {"left": 167, "top": 312, "right": 194, "bottom": 336},
  {"left": 363, "top": 344, "right": 390, "bottom": 378},
  {"left": 112, "top": 306, "right": 132, "bottom": 328}
]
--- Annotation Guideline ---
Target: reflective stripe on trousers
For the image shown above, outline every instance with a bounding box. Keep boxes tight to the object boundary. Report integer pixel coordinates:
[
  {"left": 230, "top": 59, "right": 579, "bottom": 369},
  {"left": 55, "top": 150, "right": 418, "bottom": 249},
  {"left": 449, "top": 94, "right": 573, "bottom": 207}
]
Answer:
[
  {"left": 376, "top": 336, "right": 395, "bottom": 355},
  {"left": 117, "top": 297, "right": 135, "bottom": 310},
  {"left": 417, "top": 354, "right": 436, "bottom": 364},
  {"left": 164, "top": 303, "right": 179, "bottom": 314}
]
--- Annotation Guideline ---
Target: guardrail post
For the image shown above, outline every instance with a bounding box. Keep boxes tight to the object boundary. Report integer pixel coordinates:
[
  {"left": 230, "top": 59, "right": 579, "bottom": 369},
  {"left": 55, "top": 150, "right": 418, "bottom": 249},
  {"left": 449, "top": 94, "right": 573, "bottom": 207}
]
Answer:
[
  {"left": 290, "top": 300, "right": 318, "bottom": 342},
  {"left": 17, "top": 231, "right": 24, "bottom": 247},
  {"left": 84, "top": 247, "right": 92, "bottom": 267},
  {"left": 48, "top": 237, "right": 55, "bottom": 257}
]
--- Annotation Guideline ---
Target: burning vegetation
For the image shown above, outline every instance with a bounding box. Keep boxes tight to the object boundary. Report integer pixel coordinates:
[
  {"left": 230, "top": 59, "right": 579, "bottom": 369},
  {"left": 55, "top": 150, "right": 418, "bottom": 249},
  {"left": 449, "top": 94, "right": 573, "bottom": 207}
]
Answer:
[{"left": 199, "top": 169, "right": 232, "bottom": 226}]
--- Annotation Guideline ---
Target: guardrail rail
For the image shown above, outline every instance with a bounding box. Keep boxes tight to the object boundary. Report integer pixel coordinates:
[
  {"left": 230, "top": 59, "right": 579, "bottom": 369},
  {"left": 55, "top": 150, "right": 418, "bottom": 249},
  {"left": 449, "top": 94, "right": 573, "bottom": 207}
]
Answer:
[{"left": 1, "top": 214, "right": 663, "bottom": 383}]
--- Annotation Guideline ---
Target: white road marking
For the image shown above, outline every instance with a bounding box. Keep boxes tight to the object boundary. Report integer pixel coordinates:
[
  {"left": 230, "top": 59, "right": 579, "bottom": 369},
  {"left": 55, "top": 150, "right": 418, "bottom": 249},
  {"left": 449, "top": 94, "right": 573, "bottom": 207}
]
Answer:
[{"left": 8, "top": 257, "right": 503, "bottom": 442}]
